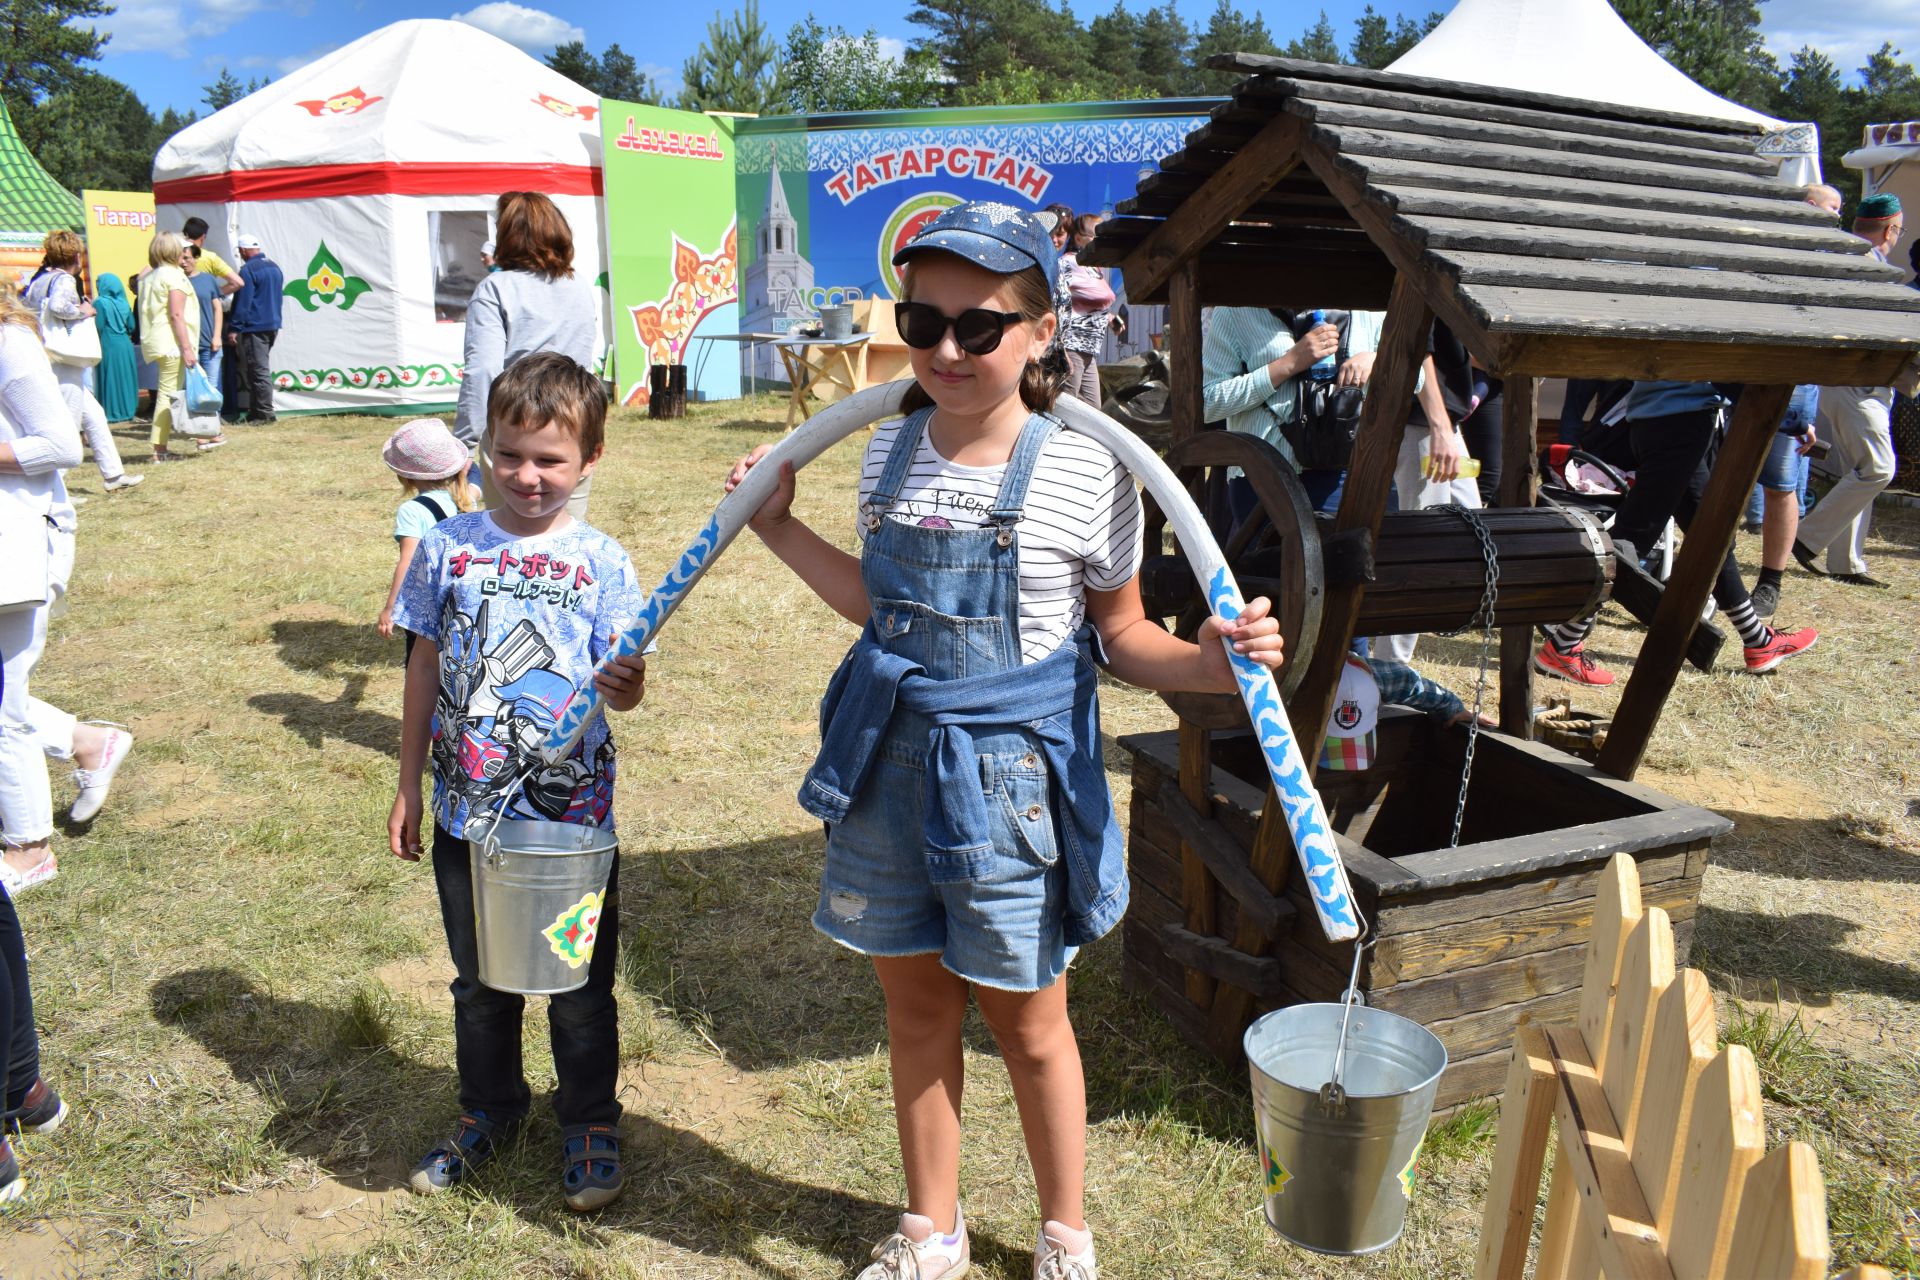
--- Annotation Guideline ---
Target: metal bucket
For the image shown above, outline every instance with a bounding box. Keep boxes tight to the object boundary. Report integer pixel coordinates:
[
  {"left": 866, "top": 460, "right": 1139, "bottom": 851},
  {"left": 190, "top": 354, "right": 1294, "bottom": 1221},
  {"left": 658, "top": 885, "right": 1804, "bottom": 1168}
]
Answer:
[
  {"left": 819, "top": 302, "right": 854, "bottom": 340},
  {"left": 468, "top": 817, "right": 618, "bottom": 995},
  {"left": 1244, "top": 1002, "right": 1448, "bottom": 1255}
]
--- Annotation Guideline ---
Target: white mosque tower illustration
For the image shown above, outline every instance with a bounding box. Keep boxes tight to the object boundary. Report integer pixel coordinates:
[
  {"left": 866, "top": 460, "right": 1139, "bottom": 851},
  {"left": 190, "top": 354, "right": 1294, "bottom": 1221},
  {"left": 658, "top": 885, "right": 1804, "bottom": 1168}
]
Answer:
[{"left": 740, "top": 159, "right": 815, "bottom": 384}]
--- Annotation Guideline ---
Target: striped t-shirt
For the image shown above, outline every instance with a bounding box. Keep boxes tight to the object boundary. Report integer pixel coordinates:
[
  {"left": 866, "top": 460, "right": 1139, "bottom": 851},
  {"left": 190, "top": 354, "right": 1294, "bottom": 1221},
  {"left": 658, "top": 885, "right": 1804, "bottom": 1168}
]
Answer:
[{"left": 857, "top": 416, "right": 1145, "bottom": 664}]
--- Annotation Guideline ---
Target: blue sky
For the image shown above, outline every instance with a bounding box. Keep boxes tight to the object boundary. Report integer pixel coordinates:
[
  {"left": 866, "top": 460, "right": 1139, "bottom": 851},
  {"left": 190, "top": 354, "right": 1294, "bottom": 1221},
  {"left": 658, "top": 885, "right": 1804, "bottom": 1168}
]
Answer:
[{"left": 88, "top": 0, "right": 1911, "bottom": 117}]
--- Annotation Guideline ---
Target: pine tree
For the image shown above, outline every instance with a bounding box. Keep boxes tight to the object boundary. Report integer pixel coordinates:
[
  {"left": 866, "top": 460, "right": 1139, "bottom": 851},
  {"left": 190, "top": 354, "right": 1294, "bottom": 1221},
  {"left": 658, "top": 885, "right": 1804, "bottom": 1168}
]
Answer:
[
  {"left": 782, "top": 19, "right": 942, "bottom": 113},
  {"left": 203, "top": 68, "right": 245, "bottom": 111},
  {"left": 1133, "top": 3, "right": 1194, "bottom": 96},
  {"left": 1283, "top": 10, "right": 1342, "bottom": 63},
  {"left": 678, "top": 0, "right": 788, "bottom": 114},
  {"left": 1088, "top": 1, "right": 1143, "bottom": 88},
  {"left": 546, "top": 40, "right": 601, "bottom": 90},
  {"left": 1348, "top": 5, "right": 1439, "bottom": 69},
  {"left": 0, "top": 0, "right": 113, "bottom": 115},
  {"left": 907, "top": 0, "right": 1082, "bottom": 91},
  {"left": 1192, "top": 0, "right": 1278, "bottom": 91},
  {"left": 13, "top": 69, "right": 157, "bottom": 191},
  {"left": 1611, "top": 0, "right": 1777, "bottom": 106},
  {"left": 597, "top": 44, "right": 661, "bottom": 104}
]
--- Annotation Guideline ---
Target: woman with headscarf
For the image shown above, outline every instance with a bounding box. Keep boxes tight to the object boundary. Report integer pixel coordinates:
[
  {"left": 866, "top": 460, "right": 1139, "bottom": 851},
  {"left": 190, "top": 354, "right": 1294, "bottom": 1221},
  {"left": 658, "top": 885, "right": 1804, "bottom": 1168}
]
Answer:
[
  {"left": 22, "top": 233, "right": 140, "bottom": 491},
  {"left": 90, "top": 274, "right": 139, "bottom": 423}
]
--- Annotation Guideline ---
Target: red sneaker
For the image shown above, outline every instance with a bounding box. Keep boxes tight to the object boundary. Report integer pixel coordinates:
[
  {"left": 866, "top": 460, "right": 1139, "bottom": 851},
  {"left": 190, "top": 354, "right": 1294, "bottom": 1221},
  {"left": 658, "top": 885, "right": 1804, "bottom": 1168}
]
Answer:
[
  {"left": 1532, "top": 641, "right": 1616, "bottom": 687},
  {"left": 1744, "top": 626, "right": 1817, "bottom": 674}
]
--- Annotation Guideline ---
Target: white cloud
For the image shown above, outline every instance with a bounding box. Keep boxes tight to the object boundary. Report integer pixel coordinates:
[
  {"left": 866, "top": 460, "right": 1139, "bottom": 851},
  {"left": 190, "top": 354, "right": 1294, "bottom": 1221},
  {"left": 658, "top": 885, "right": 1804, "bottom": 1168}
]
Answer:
[
  {"left": 1761, "top": 0, "right": 1920, "bottom": 82},
  {"left": 235, "top": 41, "right": 342, "bottom": 76},
  {"left": 451, "top": 2, "right": 585, "bottom": 55},
  {"left": 87, "top": 0, "right": 187, "bottom": 57},
  {"left": 189, "top": 0, "right": 264, "bottom": 37},
  {"left": 874, "top": 36, "right": 907, "bottom": 63},
  {"left": 639, "top": 61, "right": 682, "bottom": 95}
]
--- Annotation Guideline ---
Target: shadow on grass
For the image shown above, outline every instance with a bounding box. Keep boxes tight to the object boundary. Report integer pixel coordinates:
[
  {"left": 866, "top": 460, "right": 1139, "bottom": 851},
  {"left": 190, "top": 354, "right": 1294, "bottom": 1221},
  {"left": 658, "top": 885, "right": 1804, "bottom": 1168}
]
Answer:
[
  {"left": 249, "top": 619, "right": 404, "bottom": 751},
  {"left": 249, "top": 678, "right": 401, "bottom": 754},
  {"left": 266, "top": 618, "right": 396, "bottom": 675},
  {"left": 150, "top": 966, "right": 1020, "bottom": 1276},
  {"left": 620, "top": 829, "right": 1252, "bottom": 1147},
  {"left": 1694, "top": 905, "right": 1920, "bottom": 1006},
  {"left": 1712, "top": 810, "right": 1920, "bottom": 884}
]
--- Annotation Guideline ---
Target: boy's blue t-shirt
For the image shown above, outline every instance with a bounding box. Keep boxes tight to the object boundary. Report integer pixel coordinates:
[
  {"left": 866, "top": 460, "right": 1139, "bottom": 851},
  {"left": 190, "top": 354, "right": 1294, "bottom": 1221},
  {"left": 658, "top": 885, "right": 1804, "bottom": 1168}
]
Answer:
[{"left": 391, "top": 511, "right": 645, "bottom": 838}]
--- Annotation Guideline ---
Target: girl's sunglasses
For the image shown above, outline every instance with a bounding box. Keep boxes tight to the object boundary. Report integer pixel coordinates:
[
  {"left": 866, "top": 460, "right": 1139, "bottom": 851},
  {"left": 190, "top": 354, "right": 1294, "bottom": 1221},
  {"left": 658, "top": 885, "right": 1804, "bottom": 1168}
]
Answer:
[{"left": 895, "top": 302, "right": 1023, "bottom": 356}]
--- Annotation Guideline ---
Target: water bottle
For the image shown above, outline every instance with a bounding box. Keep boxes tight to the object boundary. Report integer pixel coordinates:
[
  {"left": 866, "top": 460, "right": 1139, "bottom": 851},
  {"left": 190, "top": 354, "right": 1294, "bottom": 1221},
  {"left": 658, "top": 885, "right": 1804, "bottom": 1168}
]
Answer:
[{"left": 1308, "top": 309, "right": 1336, "bottom": 381}]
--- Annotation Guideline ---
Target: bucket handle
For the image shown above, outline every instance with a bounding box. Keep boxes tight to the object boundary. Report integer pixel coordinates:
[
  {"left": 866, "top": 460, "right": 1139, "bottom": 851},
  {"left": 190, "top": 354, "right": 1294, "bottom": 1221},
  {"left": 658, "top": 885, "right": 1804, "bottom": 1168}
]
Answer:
[
  {"left": 1317, "top": 914, "right": 1375, "bottom": 1118},
  {"left": 466, "top": 768, "right": 608, "bottom": 867},
  {"left": 470, "top": 768, "right": 536, "bottom": 869}
]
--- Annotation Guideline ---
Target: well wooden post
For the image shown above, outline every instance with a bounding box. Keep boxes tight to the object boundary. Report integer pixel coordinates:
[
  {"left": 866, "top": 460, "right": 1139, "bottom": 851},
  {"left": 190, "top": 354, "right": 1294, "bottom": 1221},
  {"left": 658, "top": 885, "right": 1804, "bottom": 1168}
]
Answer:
[
  {"left": 1598, "top": 385, "right": 1793, "bottom": 778},
  {"left": 1167, "top": 259, "right": 1219, "bottom": 1010},
  {"left": 1498, "top": 377, "right": 1542, "bottom": 735}
]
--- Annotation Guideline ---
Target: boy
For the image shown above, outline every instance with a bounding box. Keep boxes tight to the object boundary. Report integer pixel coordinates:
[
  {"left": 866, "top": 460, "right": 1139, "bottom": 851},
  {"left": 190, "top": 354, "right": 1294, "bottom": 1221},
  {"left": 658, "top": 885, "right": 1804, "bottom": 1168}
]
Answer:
[{"left": 387, "top": 351, "right": 648, "bottom": 1211}]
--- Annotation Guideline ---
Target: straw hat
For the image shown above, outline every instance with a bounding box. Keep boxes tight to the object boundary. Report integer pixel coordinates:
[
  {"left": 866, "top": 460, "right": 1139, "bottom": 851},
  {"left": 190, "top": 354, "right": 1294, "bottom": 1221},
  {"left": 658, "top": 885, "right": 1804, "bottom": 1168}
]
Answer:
[{"left": 382, "top": 418, "right": 469, "bottom": 480}]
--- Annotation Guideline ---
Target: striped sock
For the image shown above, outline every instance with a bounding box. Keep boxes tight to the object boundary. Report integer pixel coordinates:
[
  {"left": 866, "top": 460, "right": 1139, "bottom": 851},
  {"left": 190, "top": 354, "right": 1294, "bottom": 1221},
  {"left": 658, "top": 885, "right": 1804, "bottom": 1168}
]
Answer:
[
  {"left": 1723, "top": 599, "right": 1771, "bottom": 648},
  {"left": 1541, "top": 621, "right": 1589, "bottom": 654}
]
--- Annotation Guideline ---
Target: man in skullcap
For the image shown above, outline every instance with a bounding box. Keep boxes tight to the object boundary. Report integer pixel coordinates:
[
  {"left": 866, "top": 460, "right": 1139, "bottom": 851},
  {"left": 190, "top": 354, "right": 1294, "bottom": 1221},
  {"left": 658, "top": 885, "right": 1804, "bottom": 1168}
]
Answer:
[{"left": 1792, "top": 193, "right": 1903, "bottom": 587}]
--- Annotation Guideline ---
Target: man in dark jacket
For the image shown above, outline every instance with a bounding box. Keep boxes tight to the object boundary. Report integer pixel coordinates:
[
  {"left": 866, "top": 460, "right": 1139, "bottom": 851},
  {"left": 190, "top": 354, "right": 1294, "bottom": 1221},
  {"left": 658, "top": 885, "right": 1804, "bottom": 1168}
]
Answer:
[{"left": 229, "top": 233, "right": 284, "bottom": 423}]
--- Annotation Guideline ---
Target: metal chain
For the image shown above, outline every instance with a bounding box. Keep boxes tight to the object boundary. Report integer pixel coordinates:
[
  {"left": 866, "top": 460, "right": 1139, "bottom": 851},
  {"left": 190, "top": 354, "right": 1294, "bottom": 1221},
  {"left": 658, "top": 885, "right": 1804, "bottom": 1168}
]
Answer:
[{"left": 1432, "top": 503, "right": 1499, "bottom": 848}]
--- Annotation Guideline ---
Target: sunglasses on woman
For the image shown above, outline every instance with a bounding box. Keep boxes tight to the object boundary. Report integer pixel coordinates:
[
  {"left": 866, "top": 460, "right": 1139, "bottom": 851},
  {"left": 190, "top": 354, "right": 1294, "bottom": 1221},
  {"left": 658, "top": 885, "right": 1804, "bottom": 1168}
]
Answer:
[{"left": 895, "top": 301, "right": 1023, "bottom": 356}]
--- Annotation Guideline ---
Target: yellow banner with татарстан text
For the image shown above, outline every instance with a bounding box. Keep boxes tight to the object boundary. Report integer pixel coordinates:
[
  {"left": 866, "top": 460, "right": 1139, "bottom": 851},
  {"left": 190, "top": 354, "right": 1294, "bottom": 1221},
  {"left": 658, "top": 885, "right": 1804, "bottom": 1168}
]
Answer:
[{"left": 80, "top": 190, "right": 157, "bottom": 289}]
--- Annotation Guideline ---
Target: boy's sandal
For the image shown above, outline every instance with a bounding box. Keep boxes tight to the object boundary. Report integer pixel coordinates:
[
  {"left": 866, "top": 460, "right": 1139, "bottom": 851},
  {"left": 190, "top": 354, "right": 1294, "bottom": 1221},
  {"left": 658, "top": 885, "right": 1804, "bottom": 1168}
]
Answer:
[
  {"left": 407, "top": 1110, "right": 515, "bottom": 1195},
  {"left": 560, "top": 1122, "right": 624, "bottom": 1212}
]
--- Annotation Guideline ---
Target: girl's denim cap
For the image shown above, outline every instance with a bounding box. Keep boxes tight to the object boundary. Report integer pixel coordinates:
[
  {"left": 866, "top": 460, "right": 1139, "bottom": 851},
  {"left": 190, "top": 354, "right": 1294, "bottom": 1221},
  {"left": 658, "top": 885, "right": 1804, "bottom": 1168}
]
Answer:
[{"left": 891, "top": 201, "right": 1059, "bottom": 281}]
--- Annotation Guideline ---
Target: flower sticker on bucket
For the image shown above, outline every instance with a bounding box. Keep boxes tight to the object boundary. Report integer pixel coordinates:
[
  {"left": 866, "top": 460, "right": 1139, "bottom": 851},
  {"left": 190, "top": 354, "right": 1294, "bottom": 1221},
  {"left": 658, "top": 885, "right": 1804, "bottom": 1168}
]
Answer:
[
  {"left": 543, "top": 889, "right": 604, "bottom": 969},
  {"left": 1261, "top": 1136, "right": 1292, "bottom": 1197},
  {"left": 283, "top": 242, "right": 372, "bottom": 313},
  {"left": 1396, "top": 1135, "right": 1424, "bottom": 1200}
]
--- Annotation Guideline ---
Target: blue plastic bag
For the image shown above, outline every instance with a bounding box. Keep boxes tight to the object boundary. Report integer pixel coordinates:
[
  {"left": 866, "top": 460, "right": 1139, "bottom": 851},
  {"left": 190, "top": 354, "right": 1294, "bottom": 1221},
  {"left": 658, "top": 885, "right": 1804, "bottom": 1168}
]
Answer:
[{"left": 185, "top": 362, "right": 222, "bottom": 415}]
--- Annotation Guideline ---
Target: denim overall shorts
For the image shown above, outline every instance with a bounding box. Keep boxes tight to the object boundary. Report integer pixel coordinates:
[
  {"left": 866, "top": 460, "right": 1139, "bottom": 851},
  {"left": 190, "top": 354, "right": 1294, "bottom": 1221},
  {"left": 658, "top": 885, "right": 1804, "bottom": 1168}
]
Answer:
[{"left": 812, "top": 409, "right": 1089, "bottom": 991}]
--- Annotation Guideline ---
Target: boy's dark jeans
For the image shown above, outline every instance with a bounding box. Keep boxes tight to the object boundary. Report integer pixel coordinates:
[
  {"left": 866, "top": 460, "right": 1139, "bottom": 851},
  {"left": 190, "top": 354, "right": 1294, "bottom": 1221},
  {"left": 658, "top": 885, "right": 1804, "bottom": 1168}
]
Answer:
[
  {"left": 2, "top": 885, "right": 39, "bottom": 1120},
  {"left": 430, "top": 826, "right": 621, "bottom": 1129}
]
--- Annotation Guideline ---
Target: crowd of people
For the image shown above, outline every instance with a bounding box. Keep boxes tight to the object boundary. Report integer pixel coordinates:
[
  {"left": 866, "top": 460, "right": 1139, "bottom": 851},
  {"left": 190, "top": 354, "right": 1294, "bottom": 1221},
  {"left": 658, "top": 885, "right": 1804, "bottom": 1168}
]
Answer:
[
  {"left": 0, "top": 174, "right": 1912, "bottom": 1265},
  {"left": 1201, "top": 184, "right": 1914, "bottom": 693}
]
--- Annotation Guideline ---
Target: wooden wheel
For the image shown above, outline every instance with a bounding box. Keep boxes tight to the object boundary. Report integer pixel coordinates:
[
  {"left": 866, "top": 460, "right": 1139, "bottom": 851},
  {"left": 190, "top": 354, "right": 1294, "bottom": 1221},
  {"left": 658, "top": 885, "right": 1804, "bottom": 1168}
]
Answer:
[{"left": 1138, "top": 430, "right": 1325, "bottom": 729}]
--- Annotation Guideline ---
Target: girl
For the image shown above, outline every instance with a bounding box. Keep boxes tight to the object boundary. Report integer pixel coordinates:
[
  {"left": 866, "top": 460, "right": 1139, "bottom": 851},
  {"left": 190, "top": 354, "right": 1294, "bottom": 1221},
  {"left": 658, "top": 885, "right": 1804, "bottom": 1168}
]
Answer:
[
  {"left": 727, "top": 203, "right": 1283, "bottom": 1280},
  {"left": 1057, "top": 214, "right": 1121, "bottom": 407},
  {"left": 377, "top": 418, "right": 478, "bottom": 647}
]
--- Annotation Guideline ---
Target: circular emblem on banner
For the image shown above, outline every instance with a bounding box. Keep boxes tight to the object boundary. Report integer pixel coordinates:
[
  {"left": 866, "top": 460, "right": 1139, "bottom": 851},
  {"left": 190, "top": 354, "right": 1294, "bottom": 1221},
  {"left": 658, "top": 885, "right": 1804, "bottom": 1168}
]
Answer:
[{"left": 879, "top": 191, "right": 963, "bottom": 299}]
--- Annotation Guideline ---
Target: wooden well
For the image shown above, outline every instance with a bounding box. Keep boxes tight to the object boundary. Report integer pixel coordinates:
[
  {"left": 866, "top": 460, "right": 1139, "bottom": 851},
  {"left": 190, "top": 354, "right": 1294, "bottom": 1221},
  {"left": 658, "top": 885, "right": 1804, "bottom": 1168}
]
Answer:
[
  {"left": 1079, "top": 53, "right": 1918, "bottom": 1105},
  {"left": 1120, "top": 717, "right": 1729, "bottom": 1110}
]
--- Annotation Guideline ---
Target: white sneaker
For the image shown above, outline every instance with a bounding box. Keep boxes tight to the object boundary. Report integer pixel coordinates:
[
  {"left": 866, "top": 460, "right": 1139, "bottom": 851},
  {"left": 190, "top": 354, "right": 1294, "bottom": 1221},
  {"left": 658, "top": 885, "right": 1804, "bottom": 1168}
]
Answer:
[
  {"left": 1034, "top": 1221, "right": 1096, "bottom": 1280},
  {"left": 70, "top": 727, "right": 134, "bottom": 823},
  {"left": 0, "top": 850, "right": 58, "bottom": 897},
  {"left": 103, "top": 472, "right": 145, "bottom": 490},
  {"left": 858, "top": 1204, "right": 969, "bottom": 1279}
]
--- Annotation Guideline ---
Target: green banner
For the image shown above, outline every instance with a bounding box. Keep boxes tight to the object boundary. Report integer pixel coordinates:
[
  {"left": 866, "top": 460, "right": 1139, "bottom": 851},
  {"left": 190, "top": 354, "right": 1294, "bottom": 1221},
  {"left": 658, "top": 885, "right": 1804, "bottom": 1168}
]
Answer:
[{"left": 599, "top": 103, "right": 740, "bottom": 408}]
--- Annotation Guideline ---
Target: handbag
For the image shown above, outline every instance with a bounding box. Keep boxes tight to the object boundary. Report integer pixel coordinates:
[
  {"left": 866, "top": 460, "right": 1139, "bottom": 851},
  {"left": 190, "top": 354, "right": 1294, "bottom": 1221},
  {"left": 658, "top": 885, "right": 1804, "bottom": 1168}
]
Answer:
[
  {"left": 36, "top": 272, "right": 102, "bottom": 368},
  {"left": 185, "top": 362, "right": 223, "bottom": 414},
  {"left": 168, "top": 389, "right": 224, "bottom": 439},
  {"left": 0, "top": 507, "right": 53, "bottom": 615}
]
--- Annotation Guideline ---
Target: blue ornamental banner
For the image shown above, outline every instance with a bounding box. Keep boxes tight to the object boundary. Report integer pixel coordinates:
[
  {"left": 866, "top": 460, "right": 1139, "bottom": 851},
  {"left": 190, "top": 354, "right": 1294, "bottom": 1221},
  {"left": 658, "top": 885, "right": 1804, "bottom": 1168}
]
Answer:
[{"left": 733, "top": 102, "right": 1212, "bottom": 380}]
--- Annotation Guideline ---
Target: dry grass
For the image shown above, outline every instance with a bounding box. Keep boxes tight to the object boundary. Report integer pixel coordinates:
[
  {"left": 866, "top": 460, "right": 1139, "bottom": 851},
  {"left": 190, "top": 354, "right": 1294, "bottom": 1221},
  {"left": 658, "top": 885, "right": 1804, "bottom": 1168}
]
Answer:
[{"left": 2, "top": 401, "right": 1914, "bottom": 1277}]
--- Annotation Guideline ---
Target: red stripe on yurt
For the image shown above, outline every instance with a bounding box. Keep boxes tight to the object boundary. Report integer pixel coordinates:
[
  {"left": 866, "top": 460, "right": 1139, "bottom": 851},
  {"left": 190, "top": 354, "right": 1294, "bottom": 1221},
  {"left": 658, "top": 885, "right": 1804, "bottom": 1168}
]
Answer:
[{"left": 154, "top": 162, "right": 603, "bottom": 203}]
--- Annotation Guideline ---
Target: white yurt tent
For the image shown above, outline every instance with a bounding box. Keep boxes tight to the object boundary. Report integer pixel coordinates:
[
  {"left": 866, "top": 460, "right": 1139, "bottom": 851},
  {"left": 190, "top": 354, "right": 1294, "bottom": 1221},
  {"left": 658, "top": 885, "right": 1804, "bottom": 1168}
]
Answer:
[
  {"left": 155, "top": 19, "right": 607, "bottom": 416},
  {"left": 1844, "top": 123, "right": 1920, "bottom": 277},
  {"left": 1387, "top": 0, "right": 1821, "bottom": 183}
]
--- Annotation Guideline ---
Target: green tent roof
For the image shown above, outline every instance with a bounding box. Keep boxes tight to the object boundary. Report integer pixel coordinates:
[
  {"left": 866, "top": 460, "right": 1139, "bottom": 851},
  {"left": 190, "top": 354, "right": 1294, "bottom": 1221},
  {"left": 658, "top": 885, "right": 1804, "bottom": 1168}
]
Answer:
[{"left": 0, "top": 97, "right": 83, "bottom": 242}]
